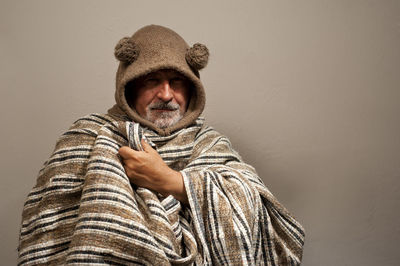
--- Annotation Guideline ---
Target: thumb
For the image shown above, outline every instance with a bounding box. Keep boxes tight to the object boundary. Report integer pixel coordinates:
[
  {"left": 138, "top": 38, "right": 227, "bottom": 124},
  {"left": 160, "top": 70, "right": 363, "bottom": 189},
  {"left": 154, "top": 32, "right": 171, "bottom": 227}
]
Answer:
[{"left": 141, "top": 139, "right": 154, "bottom": 153}]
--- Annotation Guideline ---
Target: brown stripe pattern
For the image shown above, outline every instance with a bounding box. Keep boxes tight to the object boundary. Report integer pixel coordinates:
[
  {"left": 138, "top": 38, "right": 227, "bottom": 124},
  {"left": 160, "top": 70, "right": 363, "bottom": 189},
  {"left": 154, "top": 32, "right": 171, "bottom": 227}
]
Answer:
[{"left": 18, "top": 113, "right": 304, "bottom": 265}]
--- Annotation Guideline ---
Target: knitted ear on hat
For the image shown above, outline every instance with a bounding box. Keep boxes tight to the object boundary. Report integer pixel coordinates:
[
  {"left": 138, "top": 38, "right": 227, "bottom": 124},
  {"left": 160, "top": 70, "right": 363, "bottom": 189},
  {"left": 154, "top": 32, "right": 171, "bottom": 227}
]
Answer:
[
  {"left": 186, "top": 43, "right": 209, "bottom": 70},
  {"left": 114, "top": 37, "right": 140, "bottom": 64}
]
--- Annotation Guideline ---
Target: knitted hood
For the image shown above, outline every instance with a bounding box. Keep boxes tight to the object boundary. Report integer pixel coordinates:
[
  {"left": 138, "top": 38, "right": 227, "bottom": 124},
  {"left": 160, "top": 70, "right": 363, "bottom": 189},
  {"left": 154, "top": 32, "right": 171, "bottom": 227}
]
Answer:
[{"left": 112, "top": 24, "right": 209, "bottom": 136}]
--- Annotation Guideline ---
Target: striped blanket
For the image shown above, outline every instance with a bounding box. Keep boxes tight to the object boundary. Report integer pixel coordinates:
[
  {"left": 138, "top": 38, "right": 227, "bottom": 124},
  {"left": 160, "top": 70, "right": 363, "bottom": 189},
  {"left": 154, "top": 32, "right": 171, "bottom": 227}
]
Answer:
[{"left": 18, "top": 113, "right": 304, "bottom": 265}]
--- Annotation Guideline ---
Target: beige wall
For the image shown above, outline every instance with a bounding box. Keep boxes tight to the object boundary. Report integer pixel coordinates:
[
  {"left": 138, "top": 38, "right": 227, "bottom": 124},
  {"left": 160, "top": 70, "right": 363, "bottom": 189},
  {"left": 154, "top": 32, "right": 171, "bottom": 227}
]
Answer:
[{"left": 2, "top": 0, "right": 400, "bottom": 265}]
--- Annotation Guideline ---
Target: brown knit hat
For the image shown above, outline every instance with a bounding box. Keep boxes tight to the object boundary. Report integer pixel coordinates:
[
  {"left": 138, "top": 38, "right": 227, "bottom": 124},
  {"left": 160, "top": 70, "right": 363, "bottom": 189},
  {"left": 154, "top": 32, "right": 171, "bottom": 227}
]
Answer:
[{"left": 113, "top": 24, "right": 209, "bottom": 136}]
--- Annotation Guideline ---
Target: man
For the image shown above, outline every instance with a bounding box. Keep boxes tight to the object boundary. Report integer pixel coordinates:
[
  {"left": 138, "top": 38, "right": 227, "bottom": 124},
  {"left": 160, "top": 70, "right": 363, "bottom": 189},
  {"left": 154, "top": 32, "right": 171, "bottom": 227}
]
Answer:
[{"left": 18, "top": 25, "right": 304, "bottom": 265}]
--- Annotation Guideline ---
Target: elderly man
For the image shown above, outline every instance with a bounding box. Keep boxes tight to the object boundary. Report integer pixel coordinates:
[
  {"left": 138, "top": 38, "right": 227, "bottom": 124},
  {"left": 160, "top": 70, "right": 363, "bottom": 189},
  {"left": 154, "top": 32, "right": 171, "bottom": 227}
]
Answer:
[{"left": 18, "top": 25, "right": 304, "bottom": 265}]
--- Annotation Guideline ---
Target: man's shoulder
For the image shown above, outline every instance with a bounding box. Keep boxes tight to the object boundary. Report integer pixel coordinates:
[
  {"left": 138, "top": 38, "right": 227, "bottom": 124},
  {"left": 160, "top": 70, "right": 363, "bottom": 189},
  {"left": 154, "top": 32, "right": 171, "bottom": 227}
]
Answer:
[
  {"left": 61, "top": 113, "right": 124, "bottom": 138},
  {"left": 195, "top": 118, "right": 225, "bottom": 137},
  {"left": 193, "top": 120, "right": 233, "bottom": 146},
  {"left": 71, "top": 113, "right": 120, "bottom": 128}
]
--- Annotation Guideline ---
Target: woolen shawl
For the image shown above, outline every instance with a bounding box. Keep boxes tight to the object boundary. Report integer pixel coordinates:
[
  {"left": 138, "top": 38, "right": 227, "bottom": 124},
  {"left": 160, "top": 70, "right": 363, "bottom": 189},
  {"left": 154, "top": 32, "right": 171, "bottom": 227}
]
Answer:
[{"left": 18, "top": 112, "right": 304, "bottom": 265}]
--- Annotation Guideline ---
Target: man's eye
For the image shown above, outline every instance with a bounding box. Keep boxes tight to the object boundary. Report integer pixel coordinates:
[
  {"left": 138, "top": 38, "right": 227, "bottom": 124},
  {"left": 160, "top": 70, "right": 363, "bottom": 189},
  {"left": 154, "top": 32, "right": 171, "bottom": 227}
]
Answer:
[
  {"left": 145, "top": 78, "right": 159, "bottom": 84},
  {"left": 170, "top": 77, "right": 184, "bottom": 83}
]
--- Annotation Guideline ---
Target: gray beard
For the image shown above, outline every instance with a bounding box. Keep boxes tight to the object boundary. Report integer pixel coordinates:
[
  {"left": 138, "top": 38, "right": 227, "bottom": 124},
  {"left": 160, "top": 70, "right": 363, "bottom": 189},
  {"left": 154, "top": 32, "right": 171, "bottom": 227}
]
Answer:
[{"left": 144, "top": 102, "right": 183, "bottom": 128}]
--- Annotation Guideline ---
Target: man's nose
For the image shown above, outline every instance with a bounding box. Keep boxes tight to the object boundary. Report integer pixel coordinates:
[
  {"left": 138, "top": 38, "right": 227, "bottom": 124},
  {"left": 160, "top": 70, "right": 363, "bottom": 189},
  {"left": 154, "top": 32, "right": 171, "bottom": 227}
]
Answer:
[{"left": 156, "top": 80, "right": 173, "bottom": 102}]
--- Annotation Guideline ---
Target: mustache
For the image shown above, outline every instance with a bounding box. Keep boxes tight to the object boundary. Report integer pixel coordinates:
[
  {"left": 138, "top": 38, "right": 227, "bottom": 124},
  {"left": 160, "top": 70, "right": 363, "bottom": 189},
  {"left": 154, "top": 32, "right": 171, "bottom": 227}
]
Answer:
[{"left": 148, "top": 102, "right": 179, "bottom": 111}]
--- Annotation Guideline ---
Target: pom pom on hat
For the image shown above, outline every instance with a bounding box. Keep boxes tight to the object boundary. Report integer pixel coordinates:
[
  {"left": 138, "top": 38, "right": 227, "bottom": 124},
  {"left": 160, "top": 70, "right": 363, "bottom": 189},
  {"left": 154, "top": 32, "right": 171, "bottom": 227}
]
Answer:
[
  {"left": 186, "top": 43, "right": 209, "bottom": 70},
  {"left": 114, "top": 37, "right": 140, "bottom": 64}
]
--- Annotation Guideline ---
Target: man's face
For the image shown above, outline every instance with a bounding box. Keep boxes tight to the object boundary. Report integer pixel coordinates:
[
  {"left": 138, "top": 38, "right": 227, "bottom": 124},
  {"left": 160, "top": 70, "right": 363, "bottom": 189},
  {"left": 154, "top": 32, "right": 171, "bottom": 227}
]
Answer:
[{"left": 128, "top": 69, "right": 191, "bottom": 128}]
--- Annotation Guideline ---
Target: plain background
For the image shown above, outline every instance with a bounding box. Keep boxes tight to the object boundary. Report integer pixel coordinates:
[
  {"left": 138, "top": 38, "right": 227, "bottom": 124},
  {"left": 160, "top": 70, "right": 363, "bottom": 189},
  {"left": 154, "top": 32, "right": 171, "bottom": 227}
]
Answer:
[{"left": 2, "top": 0, "right": 400, "bottom": 265}]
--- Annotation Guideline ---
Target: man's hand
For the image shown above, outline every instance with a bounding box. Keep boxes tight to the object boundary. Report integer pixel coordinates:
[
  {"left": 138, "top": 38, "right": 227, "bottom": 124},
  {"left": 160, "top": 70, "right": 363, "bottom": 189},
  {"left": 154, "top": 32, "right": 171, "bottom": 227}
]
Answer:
[{"left": 118, "top": 140, "right": 188, "bottom": 204}]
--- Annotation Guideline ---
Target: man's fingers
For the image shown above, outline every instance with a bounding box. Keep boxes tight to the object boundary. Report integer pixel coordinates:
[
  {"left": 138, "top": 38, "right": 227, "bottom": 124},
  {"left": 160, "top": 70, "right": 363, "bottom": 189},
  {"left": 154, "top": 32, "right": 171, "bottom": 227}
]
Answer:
[
  {"left": 118, "top": 146, "right": 137, "bottom": 159},
  {"left": 141, "top": 139, "right": 154, "bottom": 153}
]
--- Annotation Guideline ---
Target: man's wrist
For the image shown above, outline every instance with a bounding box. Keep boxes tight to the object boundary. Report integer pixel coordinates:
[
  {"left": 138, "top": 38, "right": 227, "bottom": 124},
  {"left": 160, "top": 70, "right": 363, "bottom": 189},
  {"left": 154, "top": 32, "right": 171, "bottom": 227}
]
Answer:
[{"left": 162, "top": 169, "right": 188, "bottom": 204}]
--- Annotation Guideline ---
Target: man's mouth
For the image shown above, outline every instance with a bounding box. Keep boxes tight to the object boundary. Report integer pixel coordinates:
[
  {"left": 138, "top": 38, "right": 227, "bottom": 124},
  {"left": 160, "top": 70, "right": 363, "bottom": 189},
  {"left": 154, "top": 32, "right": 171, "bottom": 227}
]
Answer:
[
  {"left": 151, "top": 108, "right": 178, "bottom": 112},
  {"left": 149, "top": 102, "right": 179, "bottom": 112}
]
